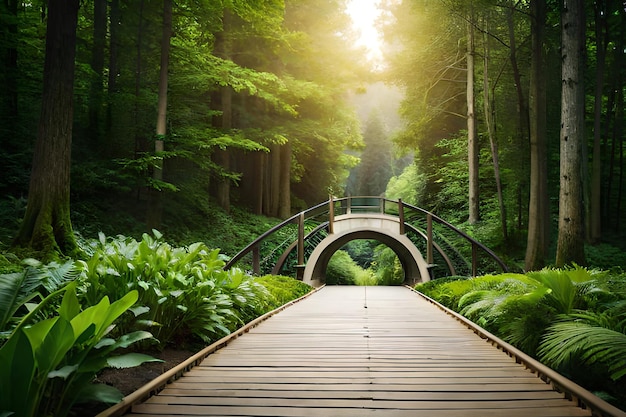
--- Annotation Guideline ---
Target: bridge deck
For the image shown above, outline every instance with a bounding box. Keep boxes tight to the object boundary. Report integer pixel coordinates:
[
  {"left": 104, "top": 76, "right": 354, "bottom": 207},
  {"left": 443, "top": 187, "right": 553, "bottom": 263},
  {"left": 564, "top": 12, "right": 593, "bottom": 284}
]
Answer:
[{"left": 126, "top": 286, "right": 591, "bottom": 417}]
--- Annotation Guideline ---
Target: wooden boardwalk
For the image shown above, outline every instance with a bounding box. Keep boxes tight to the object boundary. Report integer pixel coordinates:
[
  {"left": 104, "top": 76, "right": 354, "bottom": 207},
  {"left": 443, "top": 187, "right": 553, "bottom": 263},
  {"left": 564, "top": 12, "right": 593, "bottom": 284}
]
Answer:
[{"left": 124, "top": 286, "right": 594, "bottom": 417}]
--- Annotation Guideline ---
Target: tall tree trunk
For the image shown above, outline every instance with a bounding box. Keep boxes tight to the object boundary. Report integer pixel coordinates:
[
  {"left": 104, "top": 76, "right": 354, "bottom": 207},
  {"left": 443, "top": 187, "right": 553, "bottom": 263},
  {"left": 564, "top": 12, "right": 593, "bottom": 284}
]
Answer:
[
  {"left": 482, "top": 17, "right": 507, "bottom": 241},
  {"left": 602, "top": 68, "right": 616, "bottom": 223},
  {"left": 467, "top": 5, "right": 479, "bottom": 224},
  {"left": 556, "top": 0, "right": 586, "bottom": 266},
  {"left": 612, "top": 5, "right": 625, "bottom": 231},
  {"left": 133, "top": 0, "right": 145, "bottom": 202},
  {"left": 252, "top": 151, "right": 265, "bottom": 215},
  {"left": 147, "top": 0, "right": 172, "bottom": 230},
  {"left": 14, "top": 0, "right": 80, "bottom": 257},
  {"left": 106, "top": 0, "right": 120, "bottom": 142},
  {"left": 213, "top": 8, "right": 233, "bottom": 212},
  {"left": 615, "top": 75, "right": 625, "bottom": 231},
  {"left": 215, "top": 84, "right": 232, "bottom": 213},
  {"left": 525, "top": 0, "right": 549, "bottom": 270},
  {"left": 590, "top": 0, "right": 609, "bottom": 243},
  {"left": 88, "top": 0, "right": 106, "bottom": 148},
  {"left": 278, "top": 142, "right": 291, "bottom": 219},
  {"left": 268, "top": 143, "right": 281, "bottom": 217},
  {"left": 2, "top": 0, "right": 18, "bottom": 123}
]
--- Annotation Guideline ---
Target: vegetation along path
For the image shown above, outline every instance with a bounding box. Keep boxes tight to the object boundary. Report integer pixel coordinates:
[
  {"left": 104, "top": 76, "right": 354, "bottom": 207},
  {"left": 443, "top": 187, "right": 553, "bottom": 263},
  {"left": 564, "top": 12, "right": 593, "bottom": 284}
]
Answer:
[{"left": 99, "top": 286, "right": 622, "bottom": 417}]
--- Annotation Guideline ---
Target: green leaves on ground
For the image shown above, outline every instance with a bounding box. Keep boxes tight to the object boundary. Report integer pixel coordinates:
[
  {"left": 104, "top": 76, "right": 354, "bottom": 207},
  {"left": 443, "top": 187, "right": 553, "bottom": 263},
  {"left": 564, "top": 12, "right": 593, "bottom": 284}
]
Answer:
[
  {"left": 78, "top": 231, "right": 311, "bottom": 347},
  {"left": 416, "top": 266, "right": 626, "bottom": 407},
  {"left": 0, "top": 232, "right": 312, "bottom": 416},
  {"left": 0, "top": 283, "right": 158, "bottom": 417}
]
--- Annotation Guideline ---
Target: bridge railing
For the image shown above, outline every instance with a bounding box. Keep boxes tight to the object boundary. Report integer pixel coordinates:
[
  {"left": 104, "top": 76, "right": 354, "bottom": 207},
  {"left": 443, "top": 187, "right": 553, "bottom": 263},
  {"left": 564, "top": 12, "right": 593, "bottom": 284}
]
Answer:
[{"left": 224, "top": 196, "right": 508, "bottom": 279}]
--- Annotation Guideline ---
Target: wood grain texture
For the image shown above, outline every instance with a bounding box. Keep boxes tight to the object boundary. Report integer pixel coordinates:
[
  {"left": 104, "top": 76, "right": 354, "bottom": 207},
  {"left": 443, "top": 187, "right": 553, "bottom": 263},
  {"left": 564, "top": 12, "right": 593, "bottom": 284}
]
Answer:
[{"left": 125, "top": 286, "right": 592, "bottom": 417}]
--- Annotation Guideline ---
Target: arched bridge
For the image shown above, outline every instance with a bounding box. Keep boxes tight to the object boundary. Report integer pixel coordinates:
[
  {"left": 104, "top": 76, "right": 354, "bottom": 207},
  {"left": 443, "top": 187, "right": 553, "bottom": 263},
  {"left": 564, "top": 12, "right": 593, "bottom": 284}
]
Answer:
[{"left": 225, "top": 196, "right": 508, "bottom": 285}]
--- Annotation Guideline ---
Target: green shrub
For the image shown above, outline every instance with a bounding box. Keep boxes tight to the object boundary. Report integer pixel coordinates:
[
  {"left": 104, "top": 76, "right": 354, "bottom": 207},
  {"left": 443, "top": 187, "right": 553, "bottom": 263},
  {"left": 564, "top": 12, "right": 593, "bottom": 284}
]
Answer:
[
  {"left": 415, "top": 275, "right": 471, "bottom": 309},
  {"left": 0, "top": 282, "right": 158, "bottom": 417},
  {"left": 416, "top": 268, "right": 626, "bottom": 408},
  {"left": 0, "top": 259, "right": 78, "bottom": 338},
  {"left": 77, "top": 231, "right": 290, "bottom": 348},
  {"left": 254, "top": 275, "right": 312, "bottom": 307},
  {"left": 326, "top": 250, "right": 360, "bottom": 285},
  {"left": 371, "top": 245, "right": 404, "bottom": 285}
]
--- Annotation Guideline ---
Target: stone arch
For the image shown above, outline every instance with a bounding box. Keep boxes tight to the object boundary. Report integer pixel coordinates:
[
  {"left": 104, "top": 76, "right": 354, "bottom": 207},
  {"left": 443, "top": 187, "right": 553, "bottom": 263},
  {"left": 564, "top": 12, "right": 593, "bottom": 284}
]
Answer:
[{"left": 302, "top": 214, "right": 431, "bottom": 287}]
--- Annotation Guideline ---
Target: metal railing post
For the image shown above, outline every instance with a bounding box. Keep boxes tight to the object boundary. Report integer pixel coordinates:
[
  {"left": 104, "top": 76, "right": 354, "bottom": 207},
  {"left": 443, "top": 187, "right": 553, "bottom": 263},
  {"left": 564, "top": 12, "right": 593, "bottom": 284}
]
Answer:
[
  {"left": 472, "top": 243, "right": 478, "bottom": 277},
  {"left": 296, "top": 212, "right": 305, "bottom": 280},
  {"left": 426, "top": 213, "right": 433, "bottom": 264},
  {"left": 252, "top": 244, "right": 260, "bottom": 275},
  {"left": 398, "top": 199, "right": 405, "bottom": 235},
  {"left": 328, "top": 194, "right": 334, "bottom": 234}
]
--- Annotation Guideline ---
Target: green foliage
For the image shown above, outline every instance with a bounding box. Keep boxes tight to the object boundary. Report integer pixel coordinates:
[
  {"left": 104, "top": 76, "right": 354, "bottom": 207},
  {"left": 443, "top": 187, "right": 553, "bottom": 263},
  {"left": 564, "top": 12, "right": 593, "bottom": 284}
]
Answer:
[
  {"left": 416, "top": 275, "right": 473, "bottom": 309},
  {"left": 416, "top": 268, "right": 626, "bottom": 407},
  {"left": 586, "top": 244, "right": 626, "bottom": 270},
  {"left": 526, "top": 266, "right": 605, "bottom": 314},
  {"left": 77, "top": 231, "right": 301, "bottom": 347},
  {"left": 385, "top": 163, "right": 426, "bottom": 206},
  {"left": 326, "top": 250, "right": 360, "bottom": 285},
  {"left": 254, "top": 275, "right": 312, "bottom": 307},
  {"left": 0, "top": 282, "right": 158, "bottom": 417},
  {"left": 370, "top": 245, "right": 404, "bottom": 286},
  {"left": 539, "top": 307, "right": 626, "bottom": 381},
  {"left": 342, "top": 240, "right": 375, "bottom": 269},
  {"left": 0, "top": 259, "right": 78, "bottom": 337}
]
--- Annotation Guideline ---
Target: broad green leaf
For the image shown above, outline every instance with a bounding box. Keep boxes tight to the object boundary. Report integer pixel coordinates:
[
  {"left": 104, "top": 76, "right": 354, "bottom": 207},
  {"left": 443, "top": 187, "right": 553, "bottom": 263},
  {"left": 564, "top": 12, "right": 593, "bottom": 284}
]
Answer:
[
  {"left": 48, "top": 364, "right": 79, "bottom": 380},
  {"left": 130, "top": 305, "right": 150, "bottom": 316},
  {"left": 0, "top": 330, "right": 35, "bottom": 413},
  {"left": 26, "top": 317, "right": 75, "bottom": 376},
  {"left": 58, "top": 282, "right": 80, "bottom": 320},
  {"left": 107, "top": 353, "right": 162, "bottom": 369},
  {"left": 74, "top": 383, "right": 123, "bottom": 405}
]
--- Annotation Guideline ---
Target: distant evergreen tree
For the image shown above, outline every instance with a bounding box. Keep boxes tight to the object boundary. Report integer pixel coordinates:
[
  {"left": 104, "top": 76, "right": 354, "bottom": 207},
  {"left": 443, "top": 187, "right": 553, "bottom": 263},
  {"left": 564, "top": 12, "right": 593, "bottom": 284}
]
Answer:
[{"left": 347, "top": 111, "right": 392, "bottom": 196}]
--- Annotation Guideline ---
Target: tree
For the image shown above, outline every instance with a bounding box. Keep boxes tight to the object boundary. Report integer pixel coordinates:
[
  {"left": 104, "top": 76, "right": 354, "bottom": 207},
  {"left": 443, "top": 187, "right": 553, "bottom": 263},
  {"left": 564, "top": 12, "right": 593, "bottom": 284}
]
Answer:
[
  {"left": 555, "top": 0, "right": 586, "bottom": 266},
  {"left": 348, "top": 111, "right": 392, "bottom": 197},
  {"left": 525, "top": 0, "right": 549, "bottom": 270},
  {"left": 467, "top": 2, "right": 479, "bottom": 224},
  {"left": 14, "top": 0, "right": 81, "bottom": 257},
  {"left": 147, "top": 0, "right": 173, "bottom": 229}
]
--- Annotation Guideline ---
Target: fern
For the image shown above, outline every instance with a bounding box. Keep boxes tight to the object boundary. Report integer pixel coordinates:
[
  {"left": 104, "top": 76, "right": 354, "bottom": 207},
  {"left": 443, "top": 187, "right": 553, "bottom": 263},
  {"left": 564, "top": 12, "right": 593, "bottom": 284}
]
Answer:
[{"left": 539, "top": 317, "right": 626, "bottom": 381}]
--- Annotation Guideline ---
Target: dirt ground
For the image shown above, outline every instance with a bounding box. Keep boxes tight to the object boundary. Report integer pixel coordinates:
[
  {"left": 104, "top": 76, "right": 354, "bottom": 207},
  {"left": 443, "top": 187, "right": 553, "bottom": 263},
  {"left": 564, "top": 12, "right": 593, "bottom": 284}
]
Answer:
[{"left": 72, "top": 348, "right": 195, "bottom": 416}]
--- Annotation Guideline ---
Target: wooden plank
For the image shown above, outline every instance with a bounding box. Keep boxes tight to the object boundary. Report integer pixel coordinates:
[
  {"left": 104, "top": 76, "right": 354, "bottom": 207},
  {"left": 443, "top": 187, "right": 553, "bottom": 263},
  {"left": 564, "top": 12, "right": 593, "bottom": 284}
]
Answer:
[
  {"left": 127, "top": 404, "right": 591, "bottom": 417},
  {"left": 121, "top": 286, "right": 593, "bottom": 417},
  {"left": 166, "top": 381, "right": 554, "bottom": 391},
  {"left": 138, "top": 396, "right": 585, "bottom": 409},
  {"left": 156, "top": 389, "right": 564, "bottom": 400}
]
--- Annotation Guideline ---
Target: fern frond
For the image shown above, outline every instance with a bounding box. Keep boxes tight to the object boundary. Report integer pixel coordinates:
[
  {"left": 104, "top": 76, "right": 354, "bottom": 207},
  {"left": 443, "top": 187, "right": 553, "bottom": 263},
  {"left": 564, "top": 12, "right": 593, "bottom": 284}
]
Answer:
[{"left": 539, "top": 320, "right": 626, "bottom": 381}]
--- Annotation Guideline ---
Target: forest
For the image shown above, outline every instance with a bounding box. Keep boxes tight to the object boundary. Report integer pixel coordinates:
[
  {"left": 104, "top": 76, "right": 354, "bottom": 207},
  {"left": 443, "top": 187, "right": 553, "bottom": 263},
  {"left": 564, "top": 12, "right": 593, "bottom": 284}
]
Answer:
[
  {"left": 1, "top": 0, "right": 626, "bottom": 271},
  {"left": 1, "top": 0, "right": 626, "bottom": 415}
]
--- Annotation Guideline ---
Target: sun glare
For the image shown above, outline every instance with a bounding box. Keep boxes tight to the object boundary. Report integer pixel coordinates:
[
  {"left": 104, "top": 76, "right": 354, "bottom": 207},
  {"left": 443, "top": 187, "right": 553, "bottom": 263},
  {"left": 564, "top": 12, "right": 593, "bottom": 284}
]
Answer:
[{"left": 345, "top": 0, "right": 384, "bottom": 68}]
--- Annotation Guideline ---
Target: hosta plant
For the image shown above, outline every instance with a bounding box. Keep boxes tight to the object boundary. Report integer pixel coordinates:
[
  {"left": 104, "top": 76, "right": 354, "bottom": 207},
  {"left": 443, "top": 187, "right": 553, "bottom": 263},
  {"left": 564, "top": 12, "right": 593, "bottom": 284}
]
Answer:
[
  {"left": 0, "top": 282, "right": 159, "bottom": 417},
  {"left": 78, "top": 231, "right": 287, "bottom": 347}
]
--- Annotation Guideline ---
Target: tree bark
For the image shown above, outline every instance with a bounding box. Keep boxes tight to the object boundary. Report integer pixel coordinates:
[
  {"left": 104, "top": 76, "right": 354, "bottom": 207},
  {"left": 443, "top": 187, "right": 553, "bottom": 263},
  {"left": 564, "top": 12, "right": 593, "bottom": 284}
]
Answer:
[
  {"left": 268, "top": 143, "right": 281, "bottom": 217},
  {"left": 147, "top": 0, "right": 172, "bottom": 230},
  {"left": 88, "top": 0, "right": 106, "bottom": 147},
  {"left": 2, "top": 0, "right": 18, "bottom": 122},
  {"left": 106, "top": 0, "right": 120, "bottom": 142},
  {"left": 14, "top": 0, "right": 80, "bottom": 257},
  {"left": 278, "top": 142, "right": 291, "bottom": 219},
  {"left": 481, "top": 17, "right": 507, "bottom": 242},
  {"left": 525, "top": 0, "right": 549, "bottom": 270},
  {"left": 467, "top": 5, "right": 479, "bottom": 224},
  {"left": 556, "top": 0, "right": 586, "bottom": 267},
  {"left": 213, "top": 8, "right": 233, "bottom": 213},
  {"left": 590, "top": 0, "right": 609, "bottom": 243}
]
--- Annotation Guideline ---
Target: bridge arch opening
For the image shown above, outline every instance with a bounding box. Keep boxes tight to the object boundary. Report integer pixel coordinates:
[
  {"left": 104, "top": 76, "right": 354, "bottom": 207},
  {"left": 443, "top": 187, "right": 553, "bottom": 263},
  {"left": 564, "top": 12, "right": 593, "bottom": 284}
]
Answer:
[
  {"left": 326, "top": 239, "right": 404, "bottom": 286},
  {"left": 302, "top": 228, "right": 430, "bottom": 287}
]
